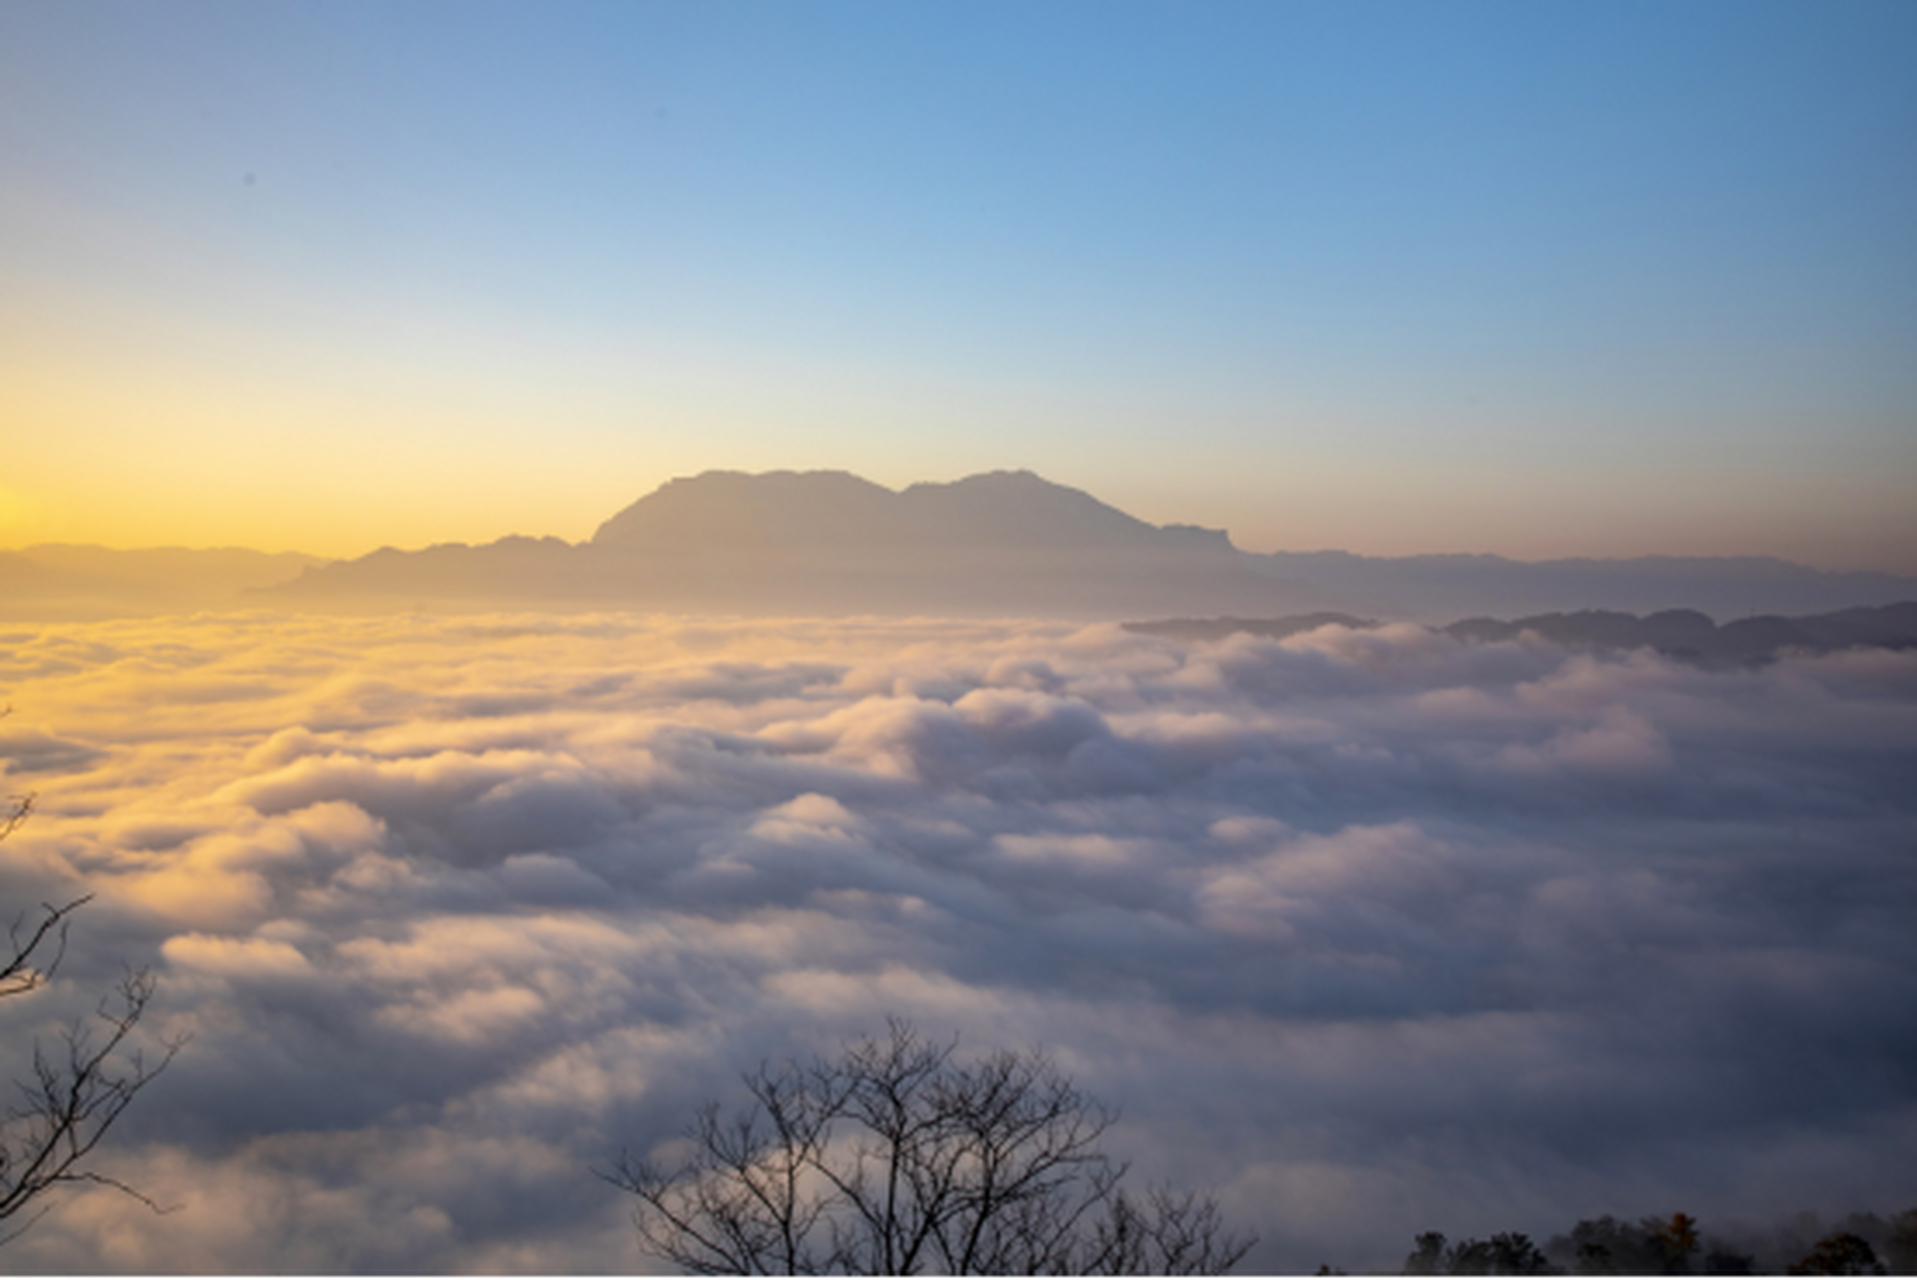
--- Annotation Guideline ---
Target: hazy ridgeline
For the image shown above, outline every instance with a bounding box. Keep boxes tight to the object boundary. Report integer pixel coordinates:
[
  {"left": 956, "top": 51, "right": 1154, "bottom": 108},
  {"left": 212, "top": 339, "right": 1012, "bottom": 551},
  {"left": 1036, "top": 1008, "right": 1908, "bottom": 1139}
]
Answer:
[
  {"left": 0, "top": 606, "right": 1912, "bottom": 1272},
  {"left": 8, "top": 471, "right": 1917, "bottom": 624}
]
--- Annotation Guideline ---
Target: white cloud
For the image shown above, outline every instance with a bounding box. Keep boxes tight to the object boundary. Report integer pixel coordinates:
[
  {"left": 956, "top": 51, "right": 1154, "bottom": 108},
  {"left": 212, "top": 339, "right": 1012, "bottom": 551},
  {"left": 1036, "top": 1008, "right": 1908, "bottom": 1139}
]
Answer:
[{"left": 0, "top": 611, "right": 1913, "bottom": 1271}]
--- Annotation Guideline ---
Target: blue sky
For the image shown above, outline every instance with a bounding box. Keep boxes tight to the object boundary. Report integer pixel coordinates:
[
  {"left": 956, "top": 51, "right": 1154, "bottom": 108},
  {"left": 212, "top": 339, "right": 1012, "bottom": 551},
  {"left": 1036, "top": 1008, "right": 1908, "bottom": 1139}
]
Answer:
[{"left": 3, "top": 0, "right": 1913, "bottom": 566}]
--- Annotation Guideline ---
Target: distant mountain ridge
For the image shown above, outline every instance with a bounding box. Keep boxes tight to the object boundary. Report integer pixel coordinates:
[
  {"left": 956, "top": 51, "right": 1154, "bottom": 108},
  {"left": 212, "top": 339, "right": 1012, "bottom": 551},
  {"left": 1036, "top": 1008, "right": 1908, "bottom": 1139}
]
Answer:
[
  {"left": 0, "top": 545, "right": 328, "bottom": 621},
  {"left": 1446, "top": 602, "right": 1917, "bottom": 661},
  {"left": 1244, "top": 548, "right": 1917, "bottom": 620},
  {"left": 591, "top": 469, "right": 1236, "bottom": 555},
  {"left": 269, "top": 469, "right": 1917, "bottom": 619},
  {"left": 8, "top": 470, "right": 1915, "bottom": 622},
  {"left": 268, "top": 469, "right": 1310, "bottom": 619},
  {"left": 1128, "top": 603, "right": 1917, "bottom": 665}
]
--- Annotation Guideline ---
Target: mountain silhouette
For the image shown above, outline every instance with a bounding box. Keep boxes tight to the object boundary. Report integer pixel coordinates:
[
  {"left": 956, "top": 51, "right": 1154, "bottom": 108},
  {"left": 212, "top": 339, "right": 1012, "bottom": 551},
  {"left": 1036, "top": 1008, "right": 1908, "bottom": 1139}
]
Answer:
[
  {"left": 1243, "top": 549, "right": 1917, "bottom": 620},
  {"left": 19, "top": 471, "right": 1913, "bottom": 622},
  {"left": 1131, "top": 602, "right": 1917, "bottom": 665},
  {"left": 591, "top": 469, "right": 1232, "bottom": 555},
  {"left": 0, "top": 546, "right": 327, "bottom": 621},
  {"left": 268, "top": 469, "right": 1326, "bottom": 618}
]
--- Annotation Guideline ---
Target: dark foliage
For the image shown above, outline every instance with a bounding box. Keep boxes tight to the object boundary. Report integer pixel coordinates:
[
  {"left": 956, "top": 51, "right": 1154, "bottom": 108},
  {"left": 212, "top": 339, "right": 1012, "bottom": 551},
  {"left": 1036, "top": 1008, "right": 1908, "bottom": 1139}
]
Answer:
[
  {"left": 1543, "top": 1213, "right": 1702, "bottom": 1275},
  {"left": 1788, "top": 1233, "right": 1885, "bottom": 1276},
  {"left": 1401, "top": 1208, "right": 1917, "bottom": 1277},
  {"left": 1404, "top": 1229, "right": 1555, "bottom": 1275}
]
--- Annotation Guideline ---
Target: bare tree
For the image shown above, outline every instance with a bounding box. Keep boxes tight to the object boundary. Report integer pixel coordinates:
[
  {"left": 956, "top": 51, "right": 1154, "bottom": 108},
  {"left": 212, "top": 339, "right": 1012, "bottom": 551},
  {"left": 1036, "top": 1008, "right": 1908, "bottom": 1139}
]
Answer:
[
  {"left": 603, "top": 1019, "right": 1254, "bottom": 1275},
  {"left": 0, "top": 790, "right": 180, "bottom": 1242}
]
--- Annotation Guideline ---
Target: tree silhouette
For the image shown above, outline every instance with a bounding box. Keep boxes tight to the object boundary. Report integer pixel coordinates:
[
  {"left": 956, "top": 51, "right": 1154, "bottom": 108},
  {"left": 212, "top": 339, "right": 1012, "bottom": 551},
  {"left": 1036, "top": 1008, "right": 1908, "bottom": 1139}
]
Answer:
[
  {"left": 1405, "top": 1209, "right": 1917, "bottom": 1278},
  {"left": 1788, "top": 1233, "right": 1884, "bottom": 1276},
  {"left": 1404, "top": 1229, "right": 1555, "bottom": 1275},
  {"left": 1655, "top": 1214, "right": 1701, "bottom": 1269},
  {"left": 1545, "top": 1213, "right": 1707, "bottom": 1274},
  {"left": 0, "top": 789, "right": 179, "bottom": 1242},
  {"left": 603, "top": 1019, "right": 1253, "bottom": 1274}
]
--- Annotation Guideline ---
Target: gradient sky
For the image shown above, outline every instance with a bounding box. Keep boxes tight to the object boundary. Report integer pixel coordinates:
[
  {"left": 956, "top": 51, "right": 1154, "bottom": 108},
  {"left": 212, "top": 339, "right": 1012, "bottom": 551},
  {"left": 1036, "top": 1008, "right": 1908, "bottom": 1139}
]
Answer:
[{"left": 3, "top": 0, "right": 1914, "bottom": 568}]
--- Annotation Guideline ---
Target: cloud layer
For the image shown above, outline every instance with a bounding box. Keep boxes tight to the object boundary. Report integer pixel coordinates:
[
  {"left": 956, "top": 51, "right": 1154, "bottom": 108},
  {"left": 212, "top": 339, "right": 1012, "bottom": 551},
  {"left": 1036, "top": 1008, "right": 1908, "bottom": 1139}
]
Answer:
[{"left": 2, "top": 611, "right": 1914, "bottom": 1271}]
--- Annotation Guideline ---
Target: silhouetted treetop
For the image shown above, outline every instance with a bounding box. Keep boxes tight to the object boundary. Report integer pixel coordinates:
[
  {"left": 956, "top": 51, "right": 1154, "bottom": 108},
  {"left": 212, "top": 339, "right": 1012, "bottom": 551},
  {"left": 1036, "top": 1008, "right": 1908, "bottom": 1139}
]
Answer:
[{"left": 603, "top": 1019, "right": 1253, "bottom": 1275}]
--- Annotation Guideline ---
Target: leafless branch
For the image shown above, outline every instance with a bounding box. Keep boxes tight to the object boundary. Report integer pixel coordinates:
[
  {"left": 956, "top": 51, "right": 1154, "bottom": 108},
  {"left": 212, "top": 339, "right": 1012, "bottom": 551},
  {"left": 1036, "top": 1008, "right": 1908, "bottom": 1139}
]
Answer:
[
  {"left": 0, "top": 791, "right": 31, "bottom": 844},
  {"left": 1, "top": 895, "right": 89, "bottom": 1001},
  {"left": 0, "top": 966, "right": 184, "bottom": 1226},
  {"left": 0, "top": 789, "right": 180, "bottom": 1240},
  {"left": 603, "top": 1019, "right": 1253, "bottom": 1275}
]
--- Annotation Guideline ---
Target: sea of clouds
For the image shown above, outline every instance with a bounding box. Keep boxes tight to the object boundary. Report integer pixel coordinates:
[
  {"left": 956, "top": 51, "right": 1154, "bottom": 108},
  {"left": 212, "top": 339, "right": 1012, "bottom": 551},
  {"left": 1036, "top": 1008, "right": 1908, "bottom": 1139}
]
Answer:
[{"left": 1, "top": 610, "right": 1913, "bottom": 1272}]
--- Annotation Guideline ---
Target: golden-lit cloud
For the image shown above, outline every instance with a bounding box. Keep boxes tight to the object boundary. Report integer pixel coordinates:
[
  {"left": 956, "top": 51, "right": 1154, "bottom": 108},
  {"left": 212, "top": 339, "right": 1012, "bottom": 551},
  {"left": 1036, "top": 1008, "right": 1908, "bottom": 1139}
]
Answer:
[{"left": 2, "top": 609, "right": 1915, "bottom": 1271}]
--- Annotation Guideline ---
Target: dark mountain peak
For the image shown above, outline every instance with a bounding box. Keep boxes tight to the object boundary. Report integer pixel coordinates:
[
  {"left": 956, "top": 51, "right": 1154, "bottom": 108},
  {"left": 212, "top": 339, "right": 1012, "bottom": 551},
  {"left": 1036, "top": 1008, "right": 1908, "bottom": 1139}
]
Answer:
[
  {"left": 590, "top": 468, "right": 1191, "bottom": 554},
  {"left": 902, "top": 468, "right": 1078, "bottom": 507},
  {"left": 1644, "top": 608, "right": 1718, "bottom": 636},
  {"left": 904, "top": 468, "right": 1106, "bottom": 506},
  {"left": 895, "top": 471, "right": 1167, "bottom": 549},
  {"left": 492, "top": 534, "right": 575, "bottom": 550},
  {"left": 591, "top": 469, "right": 898, "bottom": 549},
  {"left": 914, "top": 467, "right": 1046, "bottom": 490},
  {"left": 265, "top": 466, "right": 1309, "bottom": 618},
  {"left": 662, "top": 468, "right": 890, "bottom": 498}
]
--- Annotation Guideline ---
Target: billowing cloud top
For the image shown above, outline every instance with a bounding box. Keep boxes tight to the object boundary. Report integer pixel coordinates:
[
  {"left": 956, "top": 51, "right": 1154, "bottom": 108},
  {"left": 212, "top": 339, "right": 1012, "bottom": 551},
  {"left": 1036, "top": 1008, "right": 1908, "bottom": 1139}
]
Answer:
[{"left": 1, "top": 610, "right": 1913, "bottom": 1271}]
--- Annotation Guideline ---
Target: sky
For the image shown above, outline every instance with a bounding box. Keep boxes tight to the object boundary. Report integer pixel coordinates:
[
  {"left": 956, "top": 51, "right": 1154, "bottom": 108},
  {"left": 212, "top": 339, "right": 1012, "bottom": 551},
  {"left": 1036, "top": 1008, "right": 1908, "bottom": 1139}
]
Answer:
[
  {"left": 2, "top": 0, "right": 1914, "bottom": 569},
  {"left": 2, "top": 610, "right": 1914, "bottom": 1271}
]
